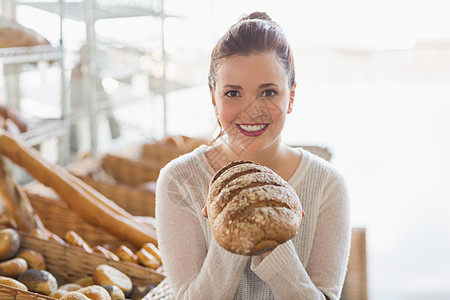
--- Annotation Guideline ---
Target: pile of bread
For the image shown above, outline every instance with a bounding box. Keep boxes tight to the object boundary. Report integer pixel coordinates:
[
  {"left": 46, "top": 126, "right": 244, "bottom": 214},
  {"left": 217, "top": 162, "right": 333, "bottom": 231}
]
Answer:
[
  {"left": 62, "top": 230, "right": 162, "bottom": 271},
  {"left": 0, "top": 105, "right": 30, "bottom": 136},
  {"left": 0, "top": 227, "right": 154, "bottom": 300},
  {"left": 0, "top": 125, "right": 162, "bottom": 298},
  {"left": 0, "top": 17, "right": 50, "bottom": 48}
]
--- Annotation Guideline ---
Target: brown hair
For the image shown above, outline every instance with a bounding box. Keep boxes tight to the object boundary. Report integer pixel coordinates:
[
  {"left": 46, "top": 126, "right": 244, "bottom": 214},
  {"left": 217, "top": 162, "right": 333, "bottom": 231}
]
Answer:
[{"left": 208, "top": 11, "right": 296, "bottom": 92}]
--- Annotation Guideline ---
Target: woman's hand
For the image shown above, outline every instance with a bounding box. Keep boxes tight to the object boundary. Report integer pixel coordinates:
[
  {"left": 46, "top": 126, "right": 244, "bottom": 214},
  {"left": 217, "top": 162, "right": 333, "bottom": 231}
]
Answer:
[
  {"left": 201, "top": 205, "right": 208, "bottom": 218},
  {"left": 260, "top": 251, "right": 272, "bottom": 260}
]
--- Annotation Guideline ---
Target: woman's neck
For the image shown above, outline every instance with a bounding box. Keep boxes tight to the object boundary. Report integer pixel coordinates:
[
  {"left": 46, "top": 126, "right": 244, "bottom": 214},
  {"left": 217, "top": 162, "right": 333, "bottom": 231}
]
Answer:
[{"left": 206, "top": 138, "right": 301, "bottom": 181}]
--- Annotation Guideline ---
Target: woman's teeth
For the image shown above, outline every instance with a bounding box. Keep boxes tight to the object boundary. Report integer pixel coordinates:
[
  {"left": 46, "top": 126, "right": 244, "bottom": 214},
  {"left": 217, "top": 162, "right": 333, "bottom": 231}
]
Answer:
[{"left": 238, "top": 124, "right": 267, "bottom": 132}]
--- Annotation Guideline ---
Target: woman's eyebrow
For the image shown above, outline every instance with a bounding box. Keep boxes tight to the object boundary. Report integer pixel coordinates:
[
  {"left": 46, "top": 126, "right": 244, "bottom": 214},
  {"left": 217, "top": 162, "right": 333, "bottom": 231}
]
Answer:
[
  {"left": 223, "top": 84, "right": 242, "bottom": 89},
  {"left": 259, "top": 83, "right": 279, "bottom": 89}
]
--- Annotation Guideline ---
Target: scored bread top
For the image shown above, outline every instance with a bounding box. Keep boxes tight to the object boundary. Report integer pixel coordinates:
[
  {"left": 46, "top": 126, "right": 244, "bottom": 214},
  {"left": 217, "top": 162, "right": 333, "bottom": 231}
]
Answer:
[
  {"left": 208, "top": 161, "right": 269, "bottom": 208},
  {"left": 209, "top": 160, "right": 254, "bottom": 185},
  {"left": 207, "top": 160, "right": 303, "bottom": 255}
]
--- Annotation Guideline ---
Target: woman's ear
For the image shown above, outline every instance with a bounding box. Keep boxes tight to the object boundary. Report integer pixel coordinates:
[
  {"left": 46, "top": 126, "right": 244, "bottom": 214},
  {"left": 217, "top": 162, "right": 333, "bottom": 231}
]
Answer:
[
  {"left": 211, "top": 90, "right": 220, "bottom": 120},
  {"left": 287, "top": 83, "right": 296, "bottom": 114},
  {"left": 210, "top": 89, "right": 216, "bottom": 108}
]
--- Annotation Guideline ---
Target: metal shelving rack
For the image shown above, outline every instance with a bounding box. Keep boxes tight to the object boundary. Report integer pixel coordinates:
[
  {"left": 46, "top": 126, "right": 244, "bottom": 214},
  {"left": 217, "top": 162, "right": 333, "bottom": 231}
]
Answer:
[
  {"left": 2, "top": 0, "right": 194, "bottom": 159},
  {"left": 0, "top": 0, "right": 71, "bottom": 164}
]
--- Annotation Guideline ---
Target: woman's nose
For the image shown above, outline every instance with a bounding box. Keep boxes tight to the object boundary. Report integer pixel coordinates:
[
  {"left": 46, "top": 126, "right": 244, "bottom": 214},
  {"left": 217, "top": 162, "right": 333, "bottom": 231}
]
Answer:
[
  {"left": 240, "top": 97, "right": 278, "bottom": 123},
  {"left": 239, "top": 97, "right": 264, "bottom": 122}
]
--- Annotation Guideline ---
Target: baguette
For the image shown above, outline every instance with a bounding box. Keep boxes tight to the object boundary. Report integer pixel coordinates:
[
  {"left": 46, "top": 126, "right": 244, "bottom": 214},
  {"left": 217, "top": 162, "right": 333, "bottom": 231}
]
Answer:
[
  {"left": 0, "top": 156, "right": 48, "bottom": 238},
  {"left": 0, "top": 130, "right": 157, "bottom": 248}
]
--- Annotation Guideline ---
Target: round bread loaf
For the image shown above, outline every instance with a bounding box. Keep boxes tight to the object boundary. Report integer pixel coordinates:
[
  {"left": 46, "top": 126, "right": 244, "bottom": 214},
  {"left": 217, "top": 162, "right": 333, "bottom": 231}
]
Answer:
[
  {"left": 207, "top": 160, "right": 303, "bottom": 255},
  {"left": 59, "top": 283, "right": 82, "bottom": 292},
  {"left": 0, "top": 228, "right": 21, "bottom": 261},
  {"left": 0, "top": 257, "right": 28, "bottom": 277},
  {"left": 77, "top": 285, "right": 111, "bottom": 300},
  {"left": 17, "top": 269, "right": 58, "bottom": 295},
  {"left": 93, "top": 264, "right": 132, "bottom": 295},
  {"left": 0, "top": 17, "right": 50, "bottom": 48},
  {"left": 103, "top": 285, "right": 125, "bottom": 300},
  {"left": 60, "top": 291, "right": 90, "bottom": 300},
  {"left": 16, "top": 249, "right": 46, "bottom": 270},
  {"left": 74, "top": 276, "right": 94, "bottom": 287},
  {"left": 0, "top": 275, "right": 28, "bottom": 291},
  {"left": 49, "top": 289, "right": 69, "bottom": 299}
]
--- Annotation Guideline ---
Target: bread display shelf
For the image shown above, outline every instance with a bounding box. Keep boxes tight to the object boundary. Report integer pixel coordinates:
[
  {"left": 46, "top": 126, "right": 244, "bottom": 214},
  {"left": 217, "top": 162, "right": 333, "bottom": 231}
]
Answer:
[
  {"left": 0, "top": 45, "right": 62, "bottom": 66},
  {"left": 0, "top": 231, "right": 165, "bottom": 300},
  {"left": 21, "top": 1, "right": 166, "bottom": 22},
  {"left": 19, "top": 119, "right": 67, "bottom": 148},
  {"left": 19, "top": 232, "right": 165, "bottom": 286}
]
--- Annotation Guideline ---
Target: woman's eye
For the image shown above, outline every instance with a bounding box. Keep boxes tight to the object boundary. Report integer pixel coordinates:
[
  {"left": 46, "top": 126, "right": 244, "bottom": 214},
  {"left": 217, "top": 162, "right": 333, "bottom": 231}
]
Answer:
[
  {"left": 225, "top": 90, "right": 240, "bottom": 98},
  {"left": 261, "top": 89, "right": 278, "bottom": 97}
]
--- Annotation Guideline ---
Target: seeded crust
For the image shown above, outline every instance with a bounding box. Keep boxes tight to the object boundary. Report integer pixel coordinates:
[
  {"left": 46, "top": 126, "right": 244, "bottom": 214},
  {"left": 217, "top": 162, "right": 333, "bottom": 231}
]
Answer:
[{"left": 207, "top": 161, "right": 303, "bottom": 255}]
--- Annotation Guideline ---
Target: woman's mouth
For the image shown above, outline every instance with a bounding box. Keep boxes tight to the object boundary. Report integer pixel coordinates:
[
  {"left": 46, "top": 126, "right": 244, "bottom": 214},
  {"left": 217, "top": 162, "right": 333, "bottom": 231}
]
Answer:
[{"left": 236, "top": 123, "right": 269, "bottom": 137}]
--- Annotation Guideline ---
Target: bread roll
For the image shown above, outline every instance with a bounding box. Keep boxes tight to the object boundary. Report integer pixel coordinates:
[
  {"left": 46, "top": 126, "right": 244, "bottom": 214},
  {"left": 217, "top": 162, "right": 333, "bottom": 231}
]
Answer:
[
  {"left": 0, "top": 275, "right": 28, "bottom": 291},
  {"left": 16, "top": 249, "right": 46, "bottom": 270},
  {"left": 141, "top": 243, "right": 162, "bottom": 264},
  {"left": 115, "top": 245, "right": 138, "bottom": 264},
  {"left": 103, "top": 285, "right": 125, "bottom": 300},
  {"left": 136, "top": 248, "right": 161, "bottom": 270},
  {"left": 0, "top": 131, "right": 157, "bottom": 249},
  {"left": 74, "top": 276, "right": 94, "bottom": 287},
  {"left": 77, "top": 285, "right": 111, "bottom": 300},
  {"left": 17, "top": 269, "right": 58, "bottom": 295},
  {"left": 127, "top": 284, "right": 153, "bottom": 300},
  {"left": 65, "top": 231, "right": 92, "bottom": 253},
  {"left": 50, "top": 289, "right": 69, "bottom": 299},
  {"left": 47, "top": 231, "right": 66, "bottom": 245},
  {"left": 207, "top": 160, "right": 303, "bottom": 255},
  {"left": 0, "top": 18, "right": 50, "bottom": 48},
  {"left": 0, "top": 227, "right": 21, "bottom": 261},
  {"left": 59, "top": 283, "right": 82, "bottom": 291},
  {"left": 0, "top": 257, "right": 28, "bottom": 277},
  {"left": 92, "top": 246, "right": 120, "bottom": 261},
  {"left": 93, "top": 264, "right": 132, "bottom": 295},
  {"left": 60, "top": 291, "right": 90, "bottom": 300}
]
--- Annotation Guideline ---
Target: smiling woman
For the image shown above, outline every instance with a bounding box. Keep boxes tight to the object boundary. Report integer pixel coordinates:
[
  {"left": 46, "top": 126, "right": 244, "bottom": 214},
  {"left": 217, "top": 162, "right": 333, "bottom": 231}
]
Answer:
[
  {"left": 156, "top": 11, "right": 351, "bottom": 300},
  {"left": 211, "top": 53, "right": 292, "bottom": 152}
]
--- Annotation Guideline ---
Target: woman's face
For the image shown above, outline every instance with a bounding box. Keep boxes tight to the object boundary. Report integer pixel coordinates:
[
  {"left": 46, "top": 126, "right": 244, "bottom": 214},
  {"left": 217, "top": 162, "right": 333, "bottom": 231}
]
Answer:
[{"left": 212, "top": 52, "right": 295, "bottom": 154}]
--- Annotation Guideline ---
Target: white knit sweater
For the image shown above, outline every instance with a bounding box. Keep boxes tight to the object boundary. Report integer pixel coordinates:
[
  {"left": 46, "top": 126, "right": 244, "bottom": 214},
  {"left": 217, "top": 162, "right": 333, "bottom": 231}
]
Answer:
[{"left": 155, "top": 145, "right": 351, "bottom": 300}]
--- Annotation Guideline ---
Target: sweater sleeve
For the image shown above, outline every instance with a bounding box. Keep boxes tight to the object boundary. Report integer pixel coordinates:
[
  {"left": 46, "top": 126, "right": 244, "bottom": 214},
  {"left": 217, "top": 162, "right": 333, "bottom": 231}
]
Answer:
[
  {"left": 250, "top": 173, "right": 351, "bottom": 300},
  {"left": 156, "top": 160, "right": 249, "bottom": 300}
]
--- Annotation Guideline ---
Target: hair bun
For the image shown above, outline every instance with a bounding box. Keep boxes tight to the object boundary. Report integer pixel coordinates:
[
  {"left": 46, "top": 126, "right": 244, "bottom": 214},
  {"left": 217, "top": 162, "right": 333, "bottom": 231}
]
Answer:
[{"left": 239, "top": 11, "right": 272, "bottom": 22}]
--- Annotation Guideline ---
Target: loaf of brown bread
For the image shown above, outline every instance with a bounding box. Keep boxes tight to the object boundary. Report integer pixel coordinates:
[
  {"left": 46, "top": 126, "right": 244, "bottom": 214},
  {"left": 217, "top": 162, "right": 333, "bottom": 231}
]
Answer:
[
  {"left": 207, "top": 161, "right": 303, "bottom": 255},
  {"left": 0, "top": 17, "right": 50, "bottom": 48}
]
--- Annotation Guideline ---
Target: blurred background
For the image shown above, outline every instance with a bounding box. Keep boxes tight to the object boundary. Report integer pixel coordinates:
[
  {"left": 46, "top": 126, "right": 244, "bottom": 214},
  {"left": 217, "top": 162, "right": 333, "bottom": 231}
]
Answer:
[{"left": 1, "top": 0, "right": 449, "bottom": 299}]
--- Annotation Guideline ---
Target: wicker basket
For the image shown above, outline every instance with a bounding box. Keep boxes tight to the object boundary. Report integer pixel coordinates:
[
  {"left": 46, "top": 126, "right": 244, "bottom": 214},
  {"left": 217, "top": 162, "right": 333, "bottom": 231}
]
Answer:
[
  {"left": 23, "top": 181, "right": 155, "bottom": 250},
  {"left": 101, "top": 153, "right": 164, "bottom": 187},
  {"left": 65, "top": 138, "right": 205, "bottom": 217},
  {"left": 0, "top": 283, "right": 56, "bottom": 300},
  {"left": 67, "top": 156, "right": 157, "bottom": 217},
  {"left": 0, "top": 231, "right": 165, "bottom": 300},
  {"left": 140, "top": 136, "right": 207, "bottom": 165},
  {"left": 142, "top": 278, "right": 174, "bottom": 300}
]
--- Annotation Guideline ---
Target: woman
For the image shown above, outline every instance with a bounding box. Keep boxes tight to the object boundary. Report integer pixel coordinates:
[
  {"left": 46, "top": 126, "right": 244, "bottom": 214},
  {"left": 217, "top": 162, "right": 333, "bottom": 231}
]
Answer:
[{"left": 156, "top": 12, "right": 351, "bottom": 299}]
